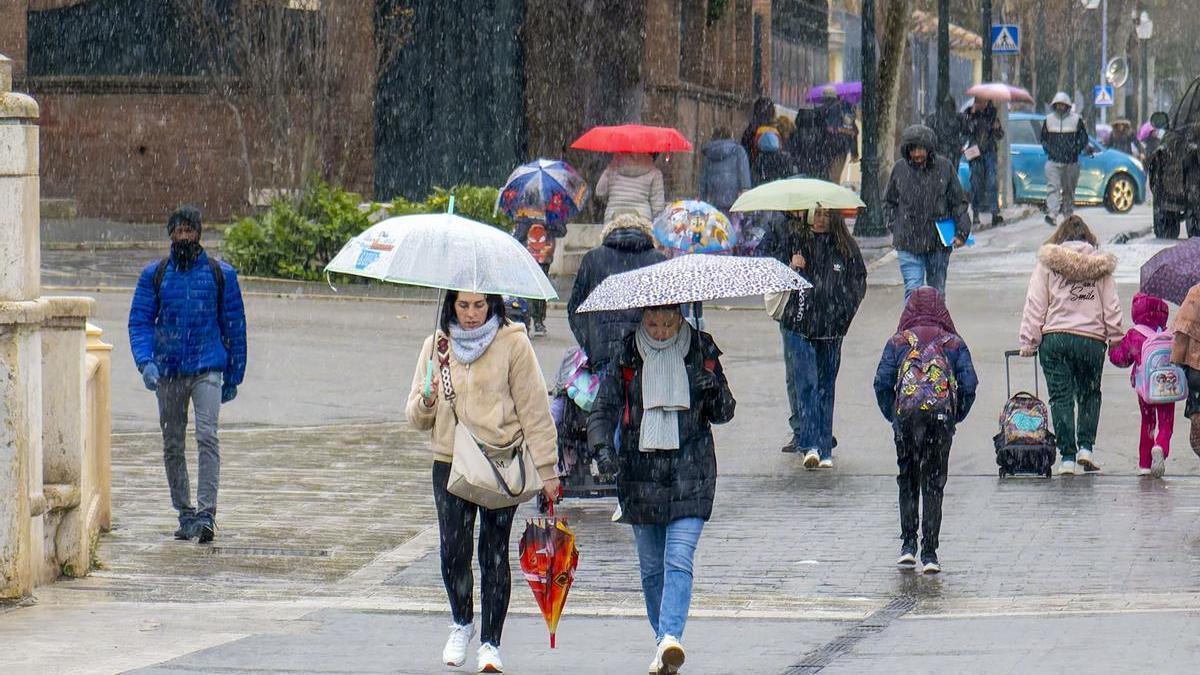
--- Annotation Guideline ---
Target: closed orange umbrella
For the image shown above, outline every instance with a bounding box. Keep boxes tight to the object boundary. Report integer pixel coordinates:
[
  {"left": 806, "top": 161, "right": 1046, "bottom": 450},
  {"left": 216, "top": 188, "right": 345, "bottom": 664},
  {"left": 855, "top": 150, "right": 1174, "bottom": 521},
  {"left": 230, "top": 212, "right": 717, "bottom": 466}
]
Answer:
[{"left": 519, "top": 502, "right": 579, "bottom": 648}]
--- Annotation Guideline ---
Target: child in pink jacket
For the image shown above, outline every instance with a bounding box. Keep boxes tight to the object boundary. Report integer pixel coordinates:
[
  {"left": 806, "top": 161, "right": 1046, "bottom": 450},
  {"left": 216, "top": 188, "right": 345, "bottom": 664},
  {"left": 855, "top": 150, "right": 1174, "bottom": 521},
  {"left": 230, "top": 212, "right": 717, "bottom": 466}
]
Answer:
[{"left": 1109, "top": 292, "right": 1175, "bottom": 477}]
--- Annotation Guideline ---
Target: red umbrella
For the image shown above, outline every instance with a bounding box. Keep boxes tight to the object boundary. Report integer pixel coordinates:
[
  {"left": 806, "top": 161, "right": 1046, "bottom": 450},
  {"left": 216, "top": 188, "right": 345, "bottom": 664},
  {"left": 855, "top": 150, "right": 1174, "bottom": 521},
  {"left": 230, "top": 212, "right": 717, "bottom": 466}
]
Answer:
[
  {"left": 519, "top": 501, "right": 579, "bottom": 648},
  {"left": 571, "top": 124, "right": 693, "bottom": 153},
  {"left": 965, "top": 82, "right": 1034, "bottom": 104}
]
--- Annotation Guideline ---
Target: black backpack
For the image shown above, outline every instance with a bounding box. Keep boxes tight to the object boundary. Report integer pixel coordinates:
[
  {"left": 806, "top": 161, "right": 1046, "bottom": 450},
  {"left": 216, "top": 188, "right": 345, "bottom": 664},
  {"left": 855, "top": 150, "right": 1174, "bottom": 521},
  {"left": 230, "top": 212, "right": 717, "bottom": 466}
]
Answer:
[{"left": 152, "top": 256, "right": 226, "bottom": 328}]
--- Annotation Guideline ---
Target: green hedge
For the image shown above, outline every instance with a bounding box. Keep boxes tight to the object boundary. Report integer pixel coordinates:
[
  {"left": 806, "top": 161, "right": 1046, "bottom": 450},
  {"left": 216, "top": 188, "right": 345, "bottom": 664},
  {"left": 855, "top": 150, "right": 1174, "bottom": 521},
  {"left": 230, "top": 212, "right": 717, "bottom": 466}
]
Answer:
[{"left": 224, "top": 181, "right": 511, "bottom": 281}]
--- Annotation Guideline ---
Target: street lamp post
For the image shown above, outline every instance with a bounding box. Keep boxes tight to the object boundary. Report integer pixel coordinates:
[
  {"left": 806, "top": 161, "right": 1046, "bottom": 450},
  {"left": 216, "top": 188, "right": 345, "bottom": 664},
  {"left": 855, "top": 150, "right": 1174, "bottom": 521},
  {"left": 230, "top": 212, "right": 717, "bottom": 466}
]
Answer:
[
  {"left": 857, "top": 0, "right": 884, "bottom": 236},
  {"left": 981, "top": 0, "right": 993, "bottom": 82},
  {"left": 1082, "top": 0, "right": 1107, "bottom": 124},
  {"left": 1136, "top": 11, "right": 1153, "bottom": 123}
]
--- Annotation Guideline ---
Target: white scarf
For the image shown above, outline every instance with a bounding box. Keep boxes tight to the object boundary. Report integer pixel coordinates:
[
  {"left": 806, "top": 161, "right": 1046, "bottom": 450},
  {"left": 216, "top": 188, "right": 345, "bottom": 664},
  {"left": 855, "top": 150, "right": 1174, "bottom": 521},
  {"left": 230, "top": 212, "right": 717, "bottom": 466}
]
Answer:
[{"left": 635, "top": 321, "right": 692, "bottom": 451}]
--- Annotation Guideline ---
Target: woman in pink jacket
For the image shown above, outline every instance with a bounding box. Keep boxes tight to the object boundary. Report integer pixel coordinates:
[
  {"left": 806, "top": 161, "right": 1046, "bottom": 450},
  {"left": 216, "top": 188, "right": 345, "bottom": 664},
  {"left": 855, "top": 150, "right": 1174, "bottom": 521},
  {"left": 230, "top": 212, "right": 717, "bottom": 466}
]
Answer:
[{"left": 1019, "top": 216, "right": 1124, "bottom": 475}]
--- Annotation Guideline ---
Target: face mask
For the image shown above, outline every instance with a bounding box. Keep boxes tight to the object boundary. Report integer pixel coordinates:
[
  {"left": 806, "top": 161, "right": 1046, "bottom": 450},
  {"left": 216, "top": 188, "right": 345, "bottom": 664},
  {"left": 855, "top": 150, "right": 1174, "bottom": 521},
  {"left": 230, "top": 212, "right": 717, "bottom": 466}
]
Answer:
[{"left": 171, "top": 240, "right": 202, "bottom": 268}]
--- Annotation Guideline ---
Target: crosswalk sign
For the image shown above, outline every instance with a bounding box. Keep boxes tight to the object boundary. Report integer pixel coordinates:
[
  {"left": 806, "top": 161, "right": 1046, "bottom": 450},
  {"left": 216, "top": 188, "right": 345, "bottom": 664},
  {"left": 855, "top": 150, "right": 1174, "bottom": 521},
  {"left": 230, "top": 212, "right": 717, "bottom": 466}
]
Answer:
[
  {"left": 1093, "top": 85, "right": 1114, "bottom": 107},
  {"left": 991, "top": 25, "right": 1019, "bottom": 54}
]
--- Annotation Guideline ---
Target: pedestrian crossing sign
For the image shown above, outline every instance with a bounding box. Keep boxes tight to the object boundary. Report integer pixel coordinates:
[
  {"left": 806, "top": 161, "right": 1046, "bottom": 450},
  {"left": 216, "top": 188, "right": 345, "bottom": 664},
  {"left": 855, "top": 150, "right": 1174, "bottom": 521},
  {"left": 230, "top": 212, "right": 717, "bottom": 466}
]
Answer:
[
  {"left": 1093, "top": 85, "right": 1114, "bottom": 107},
  {"left": 990, "top": 25, "right": 1019, "bottom": 54}
]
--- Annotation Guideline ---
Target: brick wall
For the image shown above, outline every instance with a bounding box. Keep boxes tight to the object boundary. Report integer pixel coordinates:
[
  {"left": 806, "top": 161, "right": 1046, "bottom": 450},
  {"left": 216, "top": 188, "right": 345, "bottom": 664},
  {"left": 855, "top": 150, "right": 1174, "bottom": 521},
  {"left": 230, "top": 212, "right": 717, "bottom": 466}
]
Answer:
[{"left": 0, "top": 1, "right": 28, "bottom": 79}]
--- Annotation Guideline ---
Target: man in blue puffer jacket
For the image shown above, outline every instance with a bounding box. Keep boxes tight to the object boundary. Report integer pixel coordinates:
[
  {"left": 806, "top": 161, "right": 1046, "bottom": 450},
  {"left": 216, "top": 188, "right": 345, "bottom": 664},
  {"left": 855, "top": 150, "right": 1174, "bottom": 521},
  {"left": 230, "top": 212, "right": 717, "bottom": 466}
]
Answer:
[{"left": 128, "top": 206, "right": 247, "bottom": 544}]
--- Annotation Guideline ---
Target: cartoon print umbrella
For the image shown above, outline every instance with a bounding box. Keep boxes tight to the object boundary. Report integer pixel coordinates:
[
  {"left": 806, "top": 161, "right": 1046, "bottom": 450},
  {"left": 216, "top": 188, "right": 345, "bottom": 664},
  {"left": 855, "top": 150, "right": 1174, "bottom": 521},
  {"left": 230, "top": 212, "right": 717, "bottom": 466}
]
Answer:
[
  {"left": 575, "top": 254, "right": 811, "bottom": 313},
  {"left": 570, "top": 124, "right": 694, "bottom": 153},
  {"left": 496, "top": 159, "right": 590, "bottom": 226},
  {"left": 1140, "top": 238, "right": 1200, "bottom": 305},
  {"left": 519, "top": 502, "right": 579, "bottom": 648},
  {"left": 652, "top": 200, "right": 738, "bottom": 254}
]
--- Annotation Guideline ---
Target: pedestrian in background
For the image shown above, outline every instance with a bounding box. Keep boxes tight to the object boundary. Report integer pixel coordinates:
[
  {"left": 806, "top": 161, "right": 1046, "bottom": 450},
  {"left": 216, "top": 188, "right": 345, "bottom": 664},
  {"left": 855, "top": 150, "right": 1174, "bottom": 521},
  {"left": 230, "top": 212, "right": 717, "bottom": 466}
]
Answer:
[
  {"left": 698, "top": 126, "right": 751, "bottom": 219},
  {"left": 926, "top": 95, "right": 966, "bottom": 174},
  {"left": 595, "top": 152, "right": 666, "bottom": 223},
  {"left": 873, "top": 287, "right": 977, "bottom": 574},
  {"left": 588, "top": 304, "right": 736, "bottom": 675},
  {"left": 1172, "top": 283, "right": 1200, "bottom": 456},
  {"left": 512, "top": 213, "right": 566, "bottom": 337},
  {"left": 567, "top": 214, "right": 667, "bottom": 374},
  {"left": 1104, "top": 119, "right": 1144, "bottom": 160},
  {"left": 1019, "top": 216, "right": 1123, "bottom": 475},
  {"left": 406, "top": 290, "right": 560, "bottom": 673},
  {"left": 740, "top": 95, "right": 777, "bottom": 164},
  {"left": 749, "top": 123, "right": 793, "bottom": 186},
  {"left": 1109, "top": 292, "right": 1177, "bottom": 477},
  {"left": 760, "top": 209, "right": 867, "bottom": 467},
  {"left": 127, "top": 206, "right": 247, "bottom": 545},
  {"left": 963, "top": 98, "right": 1005, "bottom": 228},
  {"left": 817, "top": 86, "right": 859, "bottom": 184},
  {"left": 1040, "top": 92, "right": 1092, "bottom": 227},
  {"left": 883, "top": 124, "right": 970, "bottom": 299}
]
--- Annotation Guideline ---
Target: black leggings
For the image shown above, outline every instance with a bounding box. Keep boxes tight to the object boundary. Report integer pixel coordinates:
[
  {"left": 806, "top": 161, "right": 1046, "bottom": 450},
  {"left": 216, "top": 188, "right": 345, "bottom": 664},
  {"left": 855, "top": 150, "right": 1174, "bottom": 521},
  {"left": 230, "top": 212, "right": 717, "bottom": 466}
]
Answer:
[
  {"left": 895, "top": 415, "right": 952, "bottom": 555},
  {"left": 432, "top": 461, "right": 517, "bottom": 646}
]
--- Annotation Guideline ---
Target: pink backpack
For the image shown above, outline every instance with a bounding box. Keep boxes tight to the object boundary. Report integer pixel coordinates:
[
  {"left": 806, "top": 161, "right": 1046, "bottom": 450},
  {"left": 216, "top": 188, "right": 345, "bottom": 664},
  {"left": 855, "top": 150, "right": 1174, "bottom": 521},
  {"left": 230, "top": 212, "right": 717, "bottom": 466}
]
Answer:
[{"left": 1133, "top": 325, "right": 1189, "bottom": 404}]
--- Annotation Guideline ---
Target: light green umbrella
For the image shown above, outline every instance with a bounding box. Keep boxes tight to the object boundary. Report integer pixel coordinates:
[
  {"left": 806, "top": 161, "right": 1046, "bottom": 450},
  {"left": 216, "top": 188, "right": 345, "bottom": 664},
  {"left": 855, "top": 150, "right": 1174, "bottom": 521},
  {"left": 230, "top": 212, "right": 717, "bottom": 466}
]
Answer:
[{"left": 730, "top": 177, "right": 865, "bottom": 213}]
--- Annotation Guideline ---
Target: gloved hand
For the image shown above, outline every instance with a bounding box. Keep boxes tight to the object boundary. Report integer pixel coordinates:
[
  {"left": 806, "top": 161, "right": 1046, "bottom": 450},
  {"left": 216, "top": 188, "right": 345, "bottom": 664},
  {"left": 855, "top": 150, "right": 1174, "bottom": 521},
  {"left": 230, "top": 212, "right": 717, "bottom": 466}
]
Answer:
[
  {"left": 690, "top": 367, "right": 717, "bottom": 392},
  {"left": 221, "top": 383, "right": 238, "bottom": 403},
  {"left": 141, "top": 363, "right": 160, "bottom": 391},
  {"left": 593, "top": 445, "right": 619, "bottom": 481}
]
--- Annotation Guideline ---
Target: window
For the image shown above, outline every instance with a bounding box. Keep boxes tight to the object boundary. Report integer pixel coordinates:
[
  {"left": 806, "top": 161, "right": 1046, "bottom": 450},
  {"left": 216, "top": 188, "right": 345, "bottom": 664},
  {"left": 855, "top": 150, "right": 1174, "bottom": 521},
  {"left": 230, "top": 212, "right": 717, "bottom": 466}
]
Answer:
[
  {"left": 1009, "top": 120, "right": 1039, "bottom": 146},
  {"left": 770, "top": 0, "right": 828, "bottom": 109}
]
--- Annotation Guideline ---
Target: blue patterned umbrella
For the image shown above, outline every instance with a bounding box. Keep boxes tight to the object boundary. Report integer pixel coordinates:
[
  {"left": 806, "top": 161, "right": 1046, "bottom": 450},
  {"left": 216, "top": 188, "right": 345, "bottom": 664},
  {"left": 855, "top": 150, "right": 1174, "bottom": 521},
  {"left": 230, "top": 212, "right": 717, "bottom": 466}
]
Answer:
[{"left": 496, "top": 159, "right": 589, "bottom": 225}]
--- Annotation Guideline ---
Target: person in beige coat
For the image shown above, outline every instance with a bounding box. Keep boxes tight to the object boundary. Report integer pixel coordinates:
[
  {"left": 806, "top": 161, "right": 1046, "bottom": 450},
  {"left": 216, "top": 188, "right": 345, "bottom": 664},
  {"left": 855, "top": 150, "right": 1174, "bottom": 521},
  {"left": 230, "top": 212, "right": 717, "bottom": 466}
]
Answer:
[
  {"left": 1171, "top": 283, "right": 1200, "bottom": 455},
  {"left": 595, "top": 152, "right": 666, "bottom": 223},
  {"left": 406, "top": 290, "right": 559, "bottom": 673},
  {"left": 1019, "top": 216, "right": 1124, "bottom": 475}
]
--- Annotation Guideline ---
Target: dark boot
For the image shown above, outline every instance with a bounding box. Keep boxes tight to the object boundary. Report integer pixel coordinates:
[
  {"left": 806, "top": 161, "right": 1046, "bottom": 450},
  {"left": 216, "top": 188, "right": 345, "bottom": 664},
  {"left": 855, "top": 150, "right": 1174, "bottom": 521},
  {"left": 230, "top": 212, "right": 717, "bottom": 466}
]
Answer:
[
  {"left": 174, "top": 513, "right": 197, "bottom": 540},
  {"left": 196, "top": 513, "right": 216, "bottom": 544}
]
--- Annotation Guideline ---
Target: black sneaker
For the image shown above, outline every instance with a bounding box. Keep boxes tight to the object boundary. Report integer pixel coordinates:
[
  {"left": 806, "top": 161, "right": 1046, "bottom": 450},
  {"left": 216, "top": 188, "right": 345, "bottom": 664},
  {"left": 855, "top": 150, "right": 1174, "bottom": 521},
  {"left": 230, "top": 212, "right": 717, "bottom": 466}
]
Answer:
[
  {"left": 780, "top": 440, "right": 798, "bottom": 453},
  {"left": 196, "top": 516, "right": 216, "bottom": 544},
  {"left": 1044, "top": 215, "right": 1056, "bottom": 227},
  {"left": 991, "top": 213, "right": 1005, "bottom": 227},
  {"left": 921, "top": 553, "right": 940, "bottom": 574},
  {"left": 533, "top": 321, "right": 547, "bottom": 337},
  {"left": 897, "top": 540, "right": 917, "bottom": 567},
  {"left": 174, "top": 515, "right": 197, "bottom": 541}
]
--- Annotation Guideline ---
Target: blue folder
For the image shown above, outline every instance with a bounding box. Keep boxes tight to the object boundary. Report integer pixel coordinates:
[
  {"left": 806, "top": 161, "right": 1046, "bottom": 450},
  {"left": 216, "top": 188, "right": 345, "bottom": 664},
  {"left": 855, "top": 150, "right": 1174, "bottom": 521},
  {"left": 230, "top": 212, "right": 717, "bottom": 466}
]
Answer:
[{"left": 935, "top": 218, "right": 975, "bottom": 247}]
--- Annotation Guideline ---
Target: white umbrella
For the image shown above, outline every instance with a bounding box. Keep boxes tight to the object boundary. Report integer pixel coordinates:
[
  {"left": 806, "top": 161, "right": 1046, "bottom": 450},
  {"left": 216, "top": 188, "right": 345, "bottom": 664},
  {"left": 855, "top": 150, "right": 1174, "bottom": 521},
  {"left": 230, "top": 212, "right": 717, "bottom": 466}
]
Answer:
[
  {"left": 325, "top": 212, "right": 557, "bottom": 300},
  {"left": 575, "top": 254, "right": 811, "bottom": 313}
]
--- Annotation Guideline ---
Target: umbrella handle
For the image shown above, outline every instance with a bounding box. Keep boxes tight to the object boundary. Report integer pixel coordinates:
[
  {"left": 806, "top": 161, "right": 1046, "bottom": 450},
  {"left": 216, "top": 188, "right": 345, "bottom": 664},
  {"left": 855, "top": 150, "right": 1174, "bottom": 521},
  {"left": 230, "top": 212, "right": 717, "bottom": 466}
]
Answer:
[{"left": 423, "top": 357, "right": 434, "bottom": 399}]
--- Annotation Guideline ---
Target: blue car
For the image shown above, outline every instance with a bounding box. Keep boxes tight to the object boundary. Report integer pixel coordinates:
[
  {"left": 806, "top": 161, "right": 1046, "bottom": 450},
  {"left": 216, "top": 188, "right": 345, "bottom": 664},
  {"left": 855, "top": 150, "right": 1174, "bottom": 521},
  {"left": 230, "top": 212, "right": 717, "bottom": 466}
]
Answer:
[{"left": 958, "top": 112, "right": 1146, "bottom": 213}]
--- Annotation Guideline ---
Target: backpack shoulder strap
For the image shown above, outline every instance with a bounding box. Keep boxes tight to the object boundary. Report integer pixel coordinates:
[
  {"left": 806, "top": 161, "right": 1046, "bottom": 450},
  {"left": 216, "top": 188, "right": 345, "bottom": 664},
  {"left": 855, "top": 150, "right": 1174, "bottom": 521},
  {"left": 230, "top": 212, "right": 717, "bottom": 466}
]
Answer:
[
  {"left": 1132, "top": 324, "right": 1157, "bottom": 340},
  {"left": 152, "top": 257, "right": 170, "bottom": 314}
]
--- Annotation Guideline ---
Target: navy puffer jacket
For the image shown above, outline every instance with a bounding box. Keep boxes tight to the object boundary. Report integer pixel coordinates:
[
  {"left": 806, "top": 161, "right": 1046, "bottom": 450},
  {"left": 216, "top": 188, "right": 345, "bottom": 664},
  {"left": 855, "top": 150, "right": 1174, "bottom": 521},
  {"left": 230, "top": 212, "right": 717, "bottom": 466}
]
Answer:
[{"left": 128, "top": 250, "right": 248, "bottom": 384}]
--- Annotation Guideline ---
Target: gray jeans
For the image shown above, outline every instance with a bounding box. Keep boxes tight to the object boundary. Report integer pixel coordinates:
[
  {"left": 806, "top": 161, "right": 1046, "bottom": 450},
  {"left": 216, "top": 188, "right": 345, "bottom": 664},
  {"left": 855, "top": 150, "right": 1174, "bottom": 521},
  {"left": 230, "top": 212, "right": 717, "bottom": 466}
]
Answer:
[
  {"left": 157, "top": 371, "right": 222, "bottom": 518},
  {"left": 1045, "top": 161, "right": 1080, "bottom": 220}
]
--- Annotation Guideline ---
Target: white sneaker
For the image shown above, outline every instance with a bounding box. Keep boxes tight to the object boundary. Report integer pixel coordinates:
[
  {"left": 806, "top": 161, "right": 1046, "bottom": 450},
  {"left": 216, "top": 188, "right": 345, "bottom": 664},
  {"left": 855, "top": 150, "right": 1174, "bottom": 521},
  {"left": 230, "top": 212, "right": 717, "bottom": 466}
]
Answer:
[
  {"left": 803, "top": 450, "right": 820, "bottom": 469},
  {"left": 1150, "top": 445, "right": 1166, "bottom": 478},
  {"left": 1138, "top": 467, "right": 1151, "bottom": 476},
  {"left": 1059, "top": 460, "right": 1077, "bottom": 476},
  {"left": 818, "top": 457, "right": 834, "bottom": 469},
  {"left": 1077, "top": 448, "right": 1100, "bottom": 472},
  {"left": 477, "top": 643, "right": 503, "bottom": 673},
  {"left": 612, "top": 503, "right": 624, "bottom": 522},
  {"left": 655, "top": 636, "right": 686, "bottom": 674},
  {"left": 442, "top": 623, "right": 474, "bottom": 667}
]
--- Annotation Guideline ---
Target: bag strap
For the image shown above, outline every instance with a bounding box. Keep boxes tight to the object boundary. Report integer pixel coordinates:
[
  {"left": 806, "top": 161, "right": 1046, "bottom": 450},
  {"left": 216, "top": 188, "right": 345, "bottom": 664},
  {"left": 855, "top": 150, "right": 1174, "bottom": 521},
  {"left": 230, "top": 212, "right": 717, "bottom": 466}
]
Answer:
[
  {"left": 622, "top": 366, "right": 635, "bottom": 426},
  {"left": 435, "top": 336, "right": 457, "bottom": 410},
  {"left": 1132, "top": 324, "right": 1157, "bottom": 340}
]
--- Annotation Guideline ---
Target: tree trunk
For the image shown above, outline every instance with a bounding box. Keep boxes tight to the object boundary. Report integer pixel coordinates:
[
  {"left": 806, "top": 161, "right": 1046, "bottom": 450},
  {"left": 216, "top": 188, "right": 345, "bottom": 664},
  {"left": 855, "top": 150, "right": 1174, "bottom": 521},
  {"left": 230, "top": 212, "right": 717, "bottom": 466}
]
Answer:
[{"left": 877, "top": 0, "right": 911, "bottom": 170}]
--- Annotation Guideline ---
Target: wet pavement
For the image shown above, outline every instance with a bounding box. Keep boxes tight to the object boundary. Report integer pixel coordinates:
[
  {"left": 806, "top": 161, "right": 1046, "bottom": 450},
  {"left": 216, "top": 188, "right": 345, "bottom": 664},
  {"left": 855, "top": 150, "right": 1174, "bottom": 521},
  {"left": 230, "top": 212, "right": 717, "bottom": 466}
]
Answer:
[{"left": 8, "top": 205, "right": 1200, "bottom": 673}]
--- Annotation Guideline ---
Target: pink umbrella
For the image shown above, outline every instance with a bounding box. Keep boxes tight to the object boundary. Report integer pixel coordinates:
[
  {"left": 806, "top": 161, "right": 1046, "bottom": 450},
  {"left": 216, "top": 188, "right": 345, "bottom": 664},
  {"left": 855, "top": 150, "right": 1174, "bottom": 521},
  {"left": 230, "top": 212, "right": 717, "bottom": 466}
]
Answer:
[
  {"left": 1138, "top": 121, "right": 1155, "bottom": 142},
  {"left": 965, "top": 83, "right": 1034, "bottom": 104}
]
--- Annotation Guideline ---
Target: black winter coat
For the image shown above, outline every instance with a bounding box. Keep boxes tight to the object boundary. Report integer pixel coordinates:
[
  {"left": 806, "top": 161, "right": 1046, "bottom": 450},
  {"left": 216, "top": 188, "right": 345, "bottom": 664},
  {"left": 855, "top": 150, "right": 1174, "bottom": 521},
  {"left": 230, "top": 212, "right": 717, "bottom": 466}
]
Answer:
[
  {"left": 588, "top": 330, "right": 736, "bottom": 525},
  {"left": 759, "top": 223, "right": 867, "bottom": 338},
  {"left": 567, "top": 228, "right": 667, "bottom": 371},
  {"left": 884, "top": 125, "right": 970, "bottom": 254}
]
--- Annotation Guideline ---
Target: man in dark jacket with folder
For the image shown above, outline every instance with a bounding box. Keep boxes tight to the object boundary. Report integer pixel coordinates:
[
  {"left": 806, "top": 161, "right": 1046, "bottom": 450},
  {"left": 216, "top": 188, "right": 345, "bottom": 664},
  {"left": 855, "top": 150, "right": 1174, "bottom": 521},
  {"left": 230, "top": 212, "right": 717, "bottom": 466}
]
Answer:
[{"left": 883, "top": 124, "right": 971, "bottom": 300}]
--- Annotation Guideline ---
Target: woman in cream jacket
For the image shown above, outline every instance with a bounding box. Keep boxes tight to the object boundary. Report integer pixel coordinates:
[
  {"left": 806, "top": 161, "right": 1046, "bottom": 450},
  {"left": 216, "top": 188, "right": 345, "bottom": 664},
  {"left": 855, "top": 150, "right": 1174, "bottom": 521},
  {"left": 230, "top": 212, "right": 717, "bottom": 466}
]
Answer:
[{"left": 407, "top": 291, "right": 559, "bottom": 673}]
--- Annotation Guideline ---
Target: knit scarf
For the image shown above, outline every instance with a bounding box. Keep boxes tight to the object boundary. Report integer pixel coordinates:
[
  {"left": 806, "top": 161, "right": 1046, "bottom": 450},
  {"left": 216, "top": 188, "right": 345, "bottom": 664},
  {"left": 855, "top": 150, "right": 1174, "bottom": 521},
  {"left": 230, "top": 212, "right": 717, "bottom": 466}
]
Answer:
[
  {"left": 448, "top": 316, "right": 500, "bottom": 365},
  {"left": 635, "top": 321, "right": 692, "bottom": 451}
]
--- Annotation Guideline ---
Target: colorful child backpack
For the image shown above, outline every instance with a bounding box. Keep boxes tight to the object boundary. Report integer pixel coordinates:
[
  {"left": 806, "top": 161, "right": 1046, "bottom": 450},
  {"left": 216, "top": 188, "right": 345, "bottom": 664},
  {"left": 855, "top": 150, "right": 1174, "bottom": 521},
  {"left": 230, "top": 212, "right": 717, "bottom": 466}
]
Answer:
[
  {"left": 894, "top": 331, "right": 957, "bottom": 418},
  {"left": 1133, "top": 326, "right": 1189, "bottom": 404},
  {"left": 998, "top": 392, "right": 1050, "bottom": 445}
]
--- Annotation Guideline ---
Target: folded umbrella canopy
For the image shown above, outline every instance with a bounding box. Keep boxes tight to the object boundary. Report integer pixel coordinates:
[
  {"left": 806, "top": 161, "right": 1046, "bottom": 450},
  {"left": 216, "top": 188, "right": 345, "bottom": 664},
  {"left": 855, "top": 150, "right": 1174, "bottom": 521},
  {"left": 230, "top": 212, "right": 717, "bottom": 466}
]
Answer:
[
  {"left": 520, "top": 503, "right": 579, "bottom": 649},
  {"left": 571, "top": 124, "right": 693, "bottom": 154},
  {"left": 730, "top": 177, "right": 865, "bottom": 213},
  {"left": 575, "top": 254, "right": 811, "bottom": 313},
  {"left": 1140, "top": 238, "right": 1200, "bottom": 305},
  {"left": 496, "top": 158, "right": 590, "bottom": 226},
  {"left": 965, "top": 82, "right": 1034, "bottom": 104},
  {"left": 652, "top": 200, "right": 738, "bottom": 254}
]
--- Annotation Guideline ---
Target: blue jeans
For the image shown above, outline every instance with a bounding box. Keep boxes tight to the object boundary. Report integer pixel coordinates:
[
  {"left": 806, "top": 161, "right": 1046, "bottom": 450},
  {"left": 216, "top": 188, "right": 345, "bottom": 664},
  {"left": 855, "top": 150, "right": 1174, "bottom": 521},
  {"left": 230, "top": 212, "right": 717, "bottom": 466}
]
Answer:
[
  {"left": 780, "top": 327, "right": 842, "bottom": 458},
  {"left": 632, "top": 517, "right": 704, "bottom": 642},
  {"left": 969, "top": 151, "right": 998, "bottom": 216},
  {"left": 897, "top": 249, "right": 951, "bottom": 300}
]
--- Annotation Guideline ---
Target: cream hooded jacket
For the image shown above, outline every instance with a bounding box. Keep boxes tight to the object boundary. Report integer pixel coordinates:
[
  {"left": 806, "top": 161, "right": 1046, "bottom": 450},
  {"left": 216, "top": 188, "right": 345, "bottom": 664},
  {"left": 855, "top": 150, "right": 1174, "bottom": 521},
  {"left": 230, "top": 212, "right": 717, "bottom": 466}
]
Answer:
[
  {"left": 406, "top": 322, "right": 558, "bottom": 481},
  {"left": 1019, "top": 241, "right": 1124, "bottom": 349}
]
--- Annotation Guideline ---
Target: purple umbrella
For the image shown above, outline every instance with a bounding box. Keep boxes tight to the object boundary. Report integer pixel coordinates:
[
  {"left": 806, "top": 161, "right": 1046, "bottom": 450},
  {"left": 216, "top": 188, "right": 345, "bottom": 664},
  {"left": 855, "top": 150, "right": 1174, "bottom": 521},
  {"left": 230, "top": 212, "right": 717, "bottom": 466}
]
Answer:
[
  {"left": 806, "top": 81, "right": 862, "bottom": 105},
  {"left": 1141, "top": 239, "right": 1200, "bottom": 305},
  {"left": 1138, "top": 121, "right": 1155, "bottom": 142}
]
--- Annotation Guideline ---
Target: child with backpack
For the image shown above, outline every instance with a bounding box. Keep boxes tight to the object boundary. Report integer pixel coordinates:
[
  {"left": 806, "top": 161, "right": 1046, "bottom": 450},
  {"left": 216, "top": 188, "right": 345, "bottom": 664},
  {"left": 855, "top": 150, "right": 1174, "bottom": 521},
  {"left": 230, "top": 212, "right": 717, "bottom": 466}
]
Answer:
[
  {"left": 873, "top": 287, "right": 978, "bottom": 574},
  {"left": 1109, "top": 292, "right": 1188, "bottom": 478}
]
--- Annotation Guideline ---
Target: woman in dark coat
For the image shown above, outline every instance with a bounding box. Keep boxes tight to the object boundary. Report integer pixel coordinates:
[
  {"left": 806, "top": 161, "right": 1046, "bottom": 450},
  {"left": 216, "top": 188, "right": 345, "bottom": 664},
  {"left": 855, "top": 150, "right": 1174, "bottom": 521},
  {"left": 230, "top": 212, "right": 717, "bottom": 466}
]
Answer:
[
  {"left": 759, "top": 209, "right": 867, "bottom": 466},
  {"left": 589, "top": 305, "right": 736, "bottom": 675}
]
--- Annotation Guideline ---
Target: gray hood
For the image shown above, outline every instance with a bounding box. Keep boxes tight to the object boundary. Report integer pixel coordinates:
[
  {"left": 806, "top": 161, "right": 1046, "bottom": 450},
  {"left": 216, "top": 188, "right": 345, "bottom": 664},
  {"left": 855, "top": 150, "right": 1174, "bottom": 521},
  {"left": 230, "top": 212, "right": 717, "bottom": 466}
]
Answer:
[
  {"left": 900, "top": 124, "right": 939, "bottom": 164},
  {"left": 702, "top": 139, "right": 741, "bottom": 161}
]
